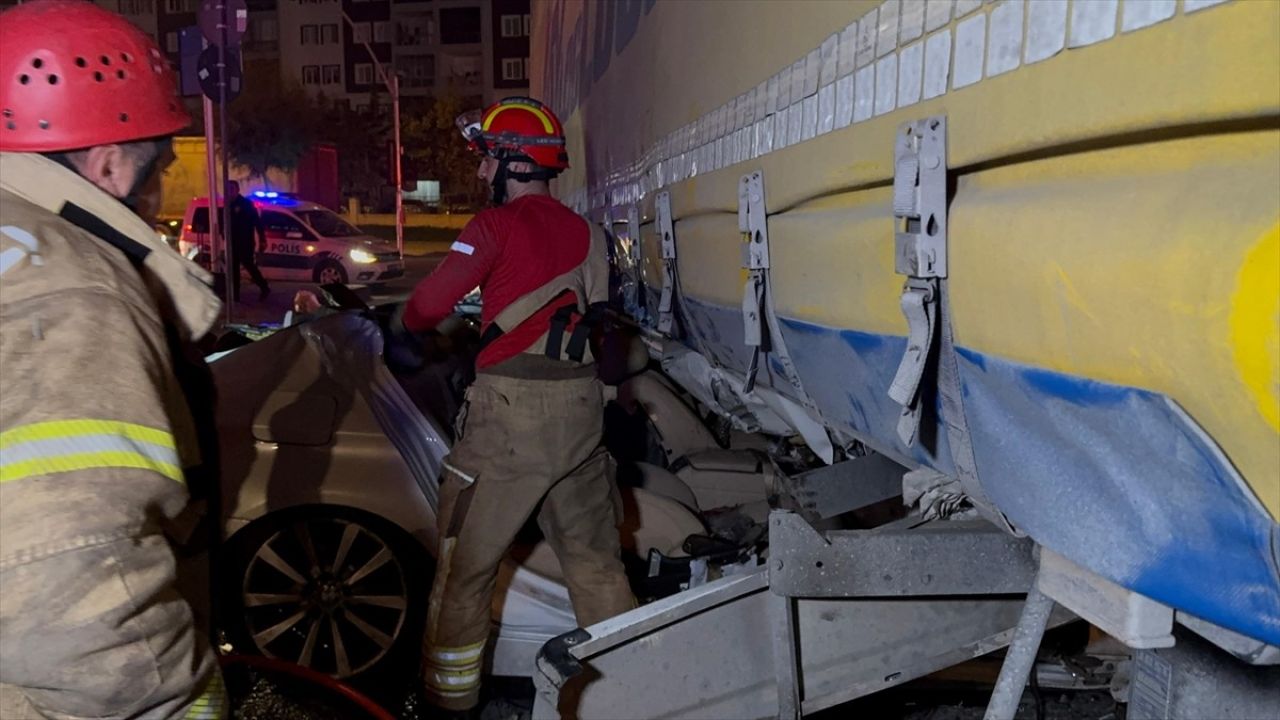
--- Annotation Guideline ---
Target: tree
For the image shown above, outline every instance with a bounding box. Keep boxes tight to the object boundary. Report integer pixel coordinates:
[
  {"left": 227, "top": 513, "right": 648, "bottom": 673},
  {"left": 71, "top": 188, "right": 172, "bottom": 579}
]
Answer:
[
  {"left": 318, "top": 91, "right": 392, "bottom": 211},
  {"left": 402, "top": 90, "right": 487, "bottom": 211},
  {"left": 225, "top": 64, "right": 320, "bottom": 184}
]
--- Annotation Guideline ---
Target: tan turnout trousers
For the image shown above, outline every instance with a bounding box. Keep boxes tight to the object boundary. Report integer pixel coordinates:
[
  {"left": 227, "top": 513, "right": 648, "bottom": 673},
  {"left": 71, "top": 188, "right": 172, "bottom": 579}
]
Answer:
[{"left": 421, "top": 368, "right": 635, "bottom": 710}]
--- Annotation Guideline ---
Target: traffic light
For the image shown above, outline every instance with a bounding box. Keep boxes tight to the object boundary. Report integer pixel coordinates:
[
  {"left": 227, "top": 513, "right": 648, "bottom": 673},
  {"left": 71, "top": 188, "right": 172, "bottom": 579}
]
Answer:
[
  {"left": 387, "top": 141, "right": 418, "bottom": 190},
  {"left": 401, "top": 155, "right": 418, "bottom": 190}
]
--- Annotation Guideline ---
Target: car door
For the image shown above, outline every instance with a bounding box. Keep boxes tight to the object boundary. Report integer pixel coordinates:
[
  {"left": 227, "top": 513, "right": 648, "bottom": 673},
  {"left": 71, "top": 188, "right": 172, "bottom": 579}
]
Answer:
[{"left": 260, "top": 211, "right": 316, "bottom": 275}]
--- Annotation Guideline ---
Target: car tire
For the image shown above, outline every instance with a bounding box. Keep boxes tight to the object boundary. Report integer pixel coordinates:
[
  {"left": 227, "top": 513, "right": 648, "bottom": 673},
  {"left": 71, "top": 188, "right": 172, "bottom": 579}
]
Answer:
[
  {"left": 219, "top": 505, "right": 432, "bottom": 683},
  {"left": 314, "top": 259, "right": 348, "bottom": 286}
]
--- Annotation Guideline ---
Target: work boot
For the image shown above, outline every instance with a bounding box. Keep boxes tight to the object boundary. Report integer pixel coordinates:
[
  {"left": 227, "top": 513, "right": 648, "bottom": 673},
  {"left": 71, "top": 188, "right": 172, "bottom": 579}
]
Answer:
[{"left": 258, "top": 284, "right": 270, "bottom": 302}]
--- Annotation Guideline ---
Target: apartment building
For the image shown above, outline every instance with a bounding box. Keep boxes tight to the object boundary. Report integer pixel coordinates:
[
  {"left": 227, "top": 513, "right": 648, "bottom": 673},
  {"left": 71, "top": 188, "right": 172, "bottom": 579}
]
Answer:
[
  {"left": 278, "top": 0, "right": 529, "bottom": 111},
  {"left": 491, "top": 0, "right": 530, "bottom": 92},
  {"left": 0, "top": 0, "right": 528, "bottom": 110},
  {"left": 278, "top": 0, "right": 348, "bottom": 97}
]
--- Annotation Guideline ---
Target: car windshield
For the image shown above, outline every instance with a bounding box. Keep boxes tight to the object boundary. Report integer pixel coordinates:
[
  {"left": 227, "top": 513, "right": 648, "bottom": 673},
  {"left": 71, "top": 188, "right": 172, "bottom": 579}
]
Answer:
[{"left": 295, "top": 209, "right": 362, "bottom": 237}]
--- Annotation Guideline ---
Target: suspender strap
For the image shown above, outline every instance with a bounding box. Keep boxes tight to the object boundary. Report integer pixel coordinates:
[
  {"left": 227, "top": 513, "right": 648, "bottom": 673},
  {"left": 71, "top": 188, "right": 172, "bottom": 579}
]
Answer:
[
  {"left": 478, "top": 321, "right": 505, "bottom": 351},
  {"left": 489, "top": 225, "right": 609, "bottom": 335},
  {"left": 59, "top": 202, "right": 151, "bottom": 268},
  {"left": 544, "top": 305, "right": 575, "bottom": 360},
  {"left": 564, "top": 302, "right": 607, "bottom": 363},
  {"left": 471, "top": 222, "right": 611, "bottom": 359}
]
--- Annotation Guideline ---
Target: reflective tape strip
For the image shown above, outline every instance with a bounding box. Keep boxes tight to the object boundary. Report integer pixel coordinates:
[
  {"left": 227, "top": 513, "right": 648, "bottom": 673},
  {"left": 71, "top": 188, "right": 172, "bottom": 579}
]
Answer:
[
  {"left": 0, "top": 226, "right": 39, "bottom": 252},
  {"left": 0, "top": 422, "right": 182, "bottom": 485},
  {"left": 0, "top": 420, "right": 175, "bottom": 450},
  {"left": 442, "top": 461, "right": 477, "bottom": 486},
  {"left": 427, "top": 640, "right": 485, "bottom": 665},
  {"left": 184, "top": 671, "right": 226, "bottom": 720},
  {"left": 426, "top": 667, "right": 482, "bottom": 689},
  {"left": 0, "top": 247, "right": 27, "bottom": 276},
  {"left": 0, "top": 226, "right": 42, "bottom": 276},
  {"left": 451, "top": 241, "right": 476, "bottom": 255},
  {"left": 483, "top": 104, "right": 556, "bottom": 134},
  {"left": 430, "top": 688, "right": 476, "bottom": 700},
  {"left": 1, "top": 435, "right": 178, "bottom": 466}
]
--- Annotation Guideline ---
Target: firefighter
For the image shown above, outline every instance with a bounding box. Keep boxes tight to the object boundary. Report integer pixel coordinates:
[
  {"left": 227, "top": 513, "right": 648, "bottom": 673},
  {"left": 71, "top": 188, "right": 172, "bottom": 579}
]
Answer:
[
  {"left": 0, "top": 2, "right": 225, "bottom": 718},
  {"left": 392, "top": 96, "right": 635, "bottom": 713}
]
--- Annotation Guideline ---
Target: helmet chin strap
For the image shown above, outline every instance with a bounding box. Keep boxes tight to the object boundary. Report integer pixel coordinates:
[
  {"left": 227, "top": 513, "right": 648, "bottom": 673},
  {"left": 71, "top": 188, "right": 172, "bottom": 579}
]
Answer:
[
  {"left": 490, "top": 154, "right": 559, "bottom": 206},
  {"left": 490, "top": 159, "right": 511, "bottom": 206}
]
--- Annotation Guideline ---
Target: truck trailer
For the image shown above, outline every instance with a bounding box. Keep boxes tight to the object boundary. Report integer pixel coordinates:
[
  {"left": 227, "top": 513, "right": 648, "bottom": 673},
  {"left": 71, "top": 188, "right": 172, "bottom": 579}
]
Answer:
[{"left": 526, "top": 1, "right": 1280, "bottom": 718}]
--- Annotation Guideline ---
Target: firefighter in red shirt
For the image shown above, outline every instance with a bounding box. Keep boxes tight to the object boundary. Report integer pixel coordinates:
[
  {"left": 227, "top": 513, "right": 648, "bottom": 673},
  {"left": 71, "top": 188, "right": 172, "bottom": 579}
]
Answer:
[{"left": 393, "top": 97, "right": 634, "bottom": 713}]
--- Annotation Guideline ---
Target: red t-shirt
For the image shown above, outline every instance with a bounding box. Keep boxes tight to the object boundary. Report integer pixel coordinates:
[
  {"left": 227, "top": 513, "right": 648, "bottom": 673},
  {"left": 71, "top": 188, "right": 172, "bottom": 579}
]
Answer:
[{"left": 402, "top": 195, "right": 589, "bottom": 369}]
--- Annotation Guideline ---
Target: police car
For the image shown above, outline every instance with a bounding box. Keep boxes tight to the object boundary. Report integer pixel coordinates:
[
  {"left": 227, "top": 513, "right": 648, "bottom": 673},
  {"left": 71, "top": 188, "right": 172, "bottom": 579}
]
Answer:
[{"left": 178, "top": 192, "right": 404, "bottom": 286}]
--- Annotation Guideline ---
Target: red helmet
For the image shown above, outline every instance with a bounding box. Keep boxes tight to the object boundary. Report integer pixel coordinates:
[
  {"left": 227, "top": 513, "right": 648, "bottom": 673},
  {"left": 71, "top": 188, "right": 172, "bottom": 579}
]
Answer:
[
  {"left": 456, "top": 96, "right": 568, "bottom": 171},
  {"left": 0, "top": 0, "right": 190, "bottom": 152}
]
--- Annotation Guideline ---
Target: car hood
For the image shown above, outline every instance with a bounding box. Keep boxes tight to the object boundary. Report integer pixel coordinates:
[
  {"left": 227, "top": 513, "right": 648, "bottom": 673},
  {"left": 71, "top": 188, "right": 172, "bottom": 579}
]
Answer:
[{"left": 350, "top": 236, "right": 397, "bottom": 252}]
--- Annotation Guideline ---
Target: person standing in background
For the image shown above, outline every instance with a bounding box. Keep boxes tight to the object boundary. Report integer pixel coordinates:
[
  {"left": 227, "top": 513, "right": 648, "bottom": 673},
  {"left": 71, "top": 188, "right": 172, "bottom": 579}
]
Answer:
[{"left": 225, "top": 179, "right": 269, "bottom": 302}]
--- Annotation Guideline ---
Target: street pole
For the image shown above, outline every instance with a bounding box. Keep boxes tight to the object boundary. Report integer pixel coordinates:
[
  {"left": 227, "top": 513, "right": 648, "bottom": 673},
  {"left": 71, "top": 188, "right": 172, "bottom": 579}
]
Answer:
[
  {"left": 342, "top": 11, "right": 403, "bottom": 258},
  {"left": 392, "top": 73, "right": 403, "bottom": 258},
  {"left": 202, "top": 95, "right": 220, "bottom": 293},
  {"left": 217, "top": 3, "right": 233, "bottom": 324}
]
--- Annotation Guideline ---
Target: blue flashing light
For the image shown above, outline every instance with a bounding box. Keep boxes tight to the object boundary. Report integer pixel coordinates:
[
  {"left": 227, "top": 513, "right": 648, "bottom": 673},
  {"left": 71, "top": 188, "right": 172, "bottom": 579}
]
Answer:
[{"left": 250, "top": 191, "right": 299, "bottom": 206}]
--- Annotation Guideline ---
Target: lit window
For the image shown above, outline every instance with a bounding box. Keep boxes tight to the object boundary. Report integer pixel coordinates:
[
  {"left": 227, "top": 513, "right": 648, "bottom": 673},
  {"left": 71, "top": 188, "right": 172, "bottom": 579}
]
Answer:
[
  {"left": 355, "top": 63, "right": 375, "bottom": 86},
  {"left": 120, "top": 0, "right": 153, "bottom": 15},
  {"left": 500, "top": 14, "right": 522, "bottom": 38},
  {"left": 501, "top": 57, "right": 527, "bottom": 82}
]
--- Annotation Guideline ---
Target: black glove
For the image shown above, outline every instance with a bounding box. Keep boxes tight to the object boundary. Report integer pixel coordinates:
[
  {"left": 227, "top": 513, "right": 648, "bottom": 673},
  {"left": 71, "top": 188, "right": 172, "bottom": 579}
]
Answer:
[{"left": 385, "top": 305, "right": 428, "bottom": 373}]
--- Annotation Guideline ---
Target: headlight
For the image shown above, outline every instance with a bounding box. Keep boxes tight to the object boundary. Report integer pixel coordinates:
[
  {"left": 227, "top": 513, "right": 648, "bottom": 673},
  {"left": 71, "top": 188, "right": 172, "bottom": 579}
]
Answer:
[{"left": 349, "top": 248, "right": 377, "bottom": 264}]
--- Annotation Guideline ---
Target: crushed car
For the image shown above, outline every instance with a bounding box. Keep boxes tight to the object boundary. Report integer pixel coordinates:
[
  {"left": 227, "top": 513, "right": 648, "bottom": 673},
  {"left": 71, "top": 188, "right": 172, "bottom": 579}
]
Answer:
[{"left": 205, "top": 289, "right": 772, "bottom": 686}]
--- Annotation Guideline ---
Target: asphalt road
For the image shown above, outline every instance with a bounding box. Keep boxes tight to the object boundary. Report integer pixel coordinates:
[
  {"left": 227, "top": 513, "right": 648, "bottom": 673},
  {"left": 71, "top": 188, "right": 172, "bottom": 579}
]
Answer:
[{"left": 214, "top": 253, "right": 445, "bottom": 331}]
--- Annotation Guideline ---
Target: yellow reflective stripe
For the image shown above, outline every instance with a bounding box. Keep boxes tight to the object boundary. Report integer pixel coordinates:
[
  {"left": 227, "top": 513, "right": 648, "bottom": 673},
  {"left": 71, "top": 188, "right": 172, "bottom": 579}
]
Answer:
[
  {"left": 433, "top": 656, "right": 482, "bottom": 669},
  {"left": 0, "top": 451, "right": 183, "bottom": 484},
  {"left": 0, "top": 420, "right": 175, "bottom": 450},
  {"left": 430, "top": 688, "right": 477, "bottom": 699},
  {"left": 482, "top": 104, "right": 555, "bottom": 134},
  {"left": 0, "top": 420, "right": 182, "bottom": 485},
  {"left": 184, "top": 671, "right": 226, "bottom": 720},
  {"left": 434, "top": 640, "right": 486, "bottom": 655},
  {"left": 426, "top": 640, "right": 486, "bottom": 666},
  {"left": 427, "top": 668, "right": 481, "bottom": 686}
]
